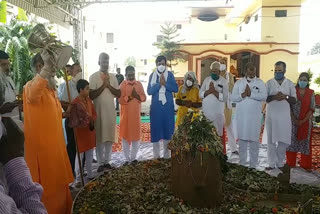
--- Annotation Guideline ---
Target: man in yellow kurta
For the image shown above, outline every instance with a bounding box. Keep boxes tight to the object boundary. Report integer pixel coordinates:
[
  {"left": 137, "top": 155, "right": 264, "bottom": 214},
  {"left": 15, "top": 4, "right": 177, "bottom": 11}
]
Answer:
[
  {"left": 175, "top": 71, "right": 202, "bottom": 126},
  {"left": 89, "top": 53, "right": 121, "bottom": 172},
  {"left": 119, "top": 66, "right": 146, "bottom": 164},
  {"left": 23, "top": 51, "right": 74, "bottom": 214}
]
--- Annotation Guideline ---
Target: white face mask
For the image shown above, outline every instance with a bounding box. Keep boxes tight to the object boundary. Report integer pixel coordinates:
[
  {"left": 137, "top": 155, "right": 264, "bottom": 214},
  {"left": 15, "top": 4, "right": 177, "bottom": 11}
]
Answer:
[
  {"left": 220, "top": 64, "right": 226, "bottom": 71},
  {"left": 157, "top": 65, "right": 166, "bottom": 73},
  {"left": 186, "top": 80, "right": 193, "bottom": 87}
]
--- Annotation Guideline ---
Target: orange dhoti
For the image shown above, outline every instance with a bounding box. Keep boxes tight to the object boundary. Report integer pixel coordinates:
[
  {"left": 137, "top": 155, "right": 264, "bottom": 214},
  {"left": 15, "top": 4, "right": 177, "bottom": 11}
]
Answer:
[{"left": 23, "top": 75, "right": 74, "bottom": 214}]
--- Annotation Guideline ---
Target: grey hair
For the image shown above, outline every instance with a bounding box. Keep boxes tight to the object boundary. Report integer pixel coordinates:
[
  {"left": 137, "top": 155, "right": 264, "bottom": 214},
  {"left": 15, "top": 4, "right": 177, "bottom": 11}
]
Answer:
[
  {"left": 210, "top": 61, "right": 221, "bottom": 71},
  {"left": 181, "top": 71, "right": 199, "bottom": 94}
]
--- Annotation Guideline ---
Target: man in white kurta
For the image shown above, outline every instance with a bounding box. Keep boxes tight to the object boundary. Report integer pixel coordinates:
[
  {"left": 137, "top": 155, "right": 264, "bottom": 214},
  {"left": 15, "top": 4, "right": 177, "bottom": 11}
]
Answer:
[
  {"left": 232, "top": 63, "right": 267, "bottom": 168},
  {"left": 199, "top": 61, "right": 228, "bottom": 137},
  {"left": 58, "top": 64, "right": 82, "bottom": 176},
  {"left": 265, "top": 61, "right": 296, "bottom": 170},
  {"left": 89, "top": 53, "right": 120, "bottom": 172},
  {"left": 0, "top": 51, "right": 20, "bottom": 120},
  {"left": 220, "top": 59, "right": 238, "bottom": 154}
]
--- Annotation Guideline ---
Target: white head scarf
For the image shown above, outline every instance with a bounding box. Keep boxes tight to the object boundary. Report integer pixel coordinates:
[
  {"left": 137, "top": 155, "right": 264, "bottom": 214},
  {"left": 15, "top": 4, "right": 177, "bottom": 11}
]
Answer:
[
  {"left": 181, "top": 71, "right": 199, "bottom": 94},
  {"left": 150, "top": 68, "right": 168, "bottom": 105}
]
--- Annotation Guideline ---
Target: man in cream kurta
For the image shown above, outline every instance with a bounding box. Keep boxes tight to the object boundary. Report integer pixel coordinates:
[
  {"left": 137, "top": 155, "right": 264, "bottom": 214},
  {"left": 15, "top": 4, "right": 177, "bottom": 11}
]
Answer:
[
  {"left": 220, "top": 58, "right": 237, "bottom": 154},
  {"left": 89, "top": 53, "right": 120, "bottom": 172},
  {"left": 265, "top": 61, "right": 296, "bottom": 170},
  {"left": 199, "top": 61, "right": 228, "bottom": 137},
  {"left": 232, "top": 63, "right": 267, "bottom": 168}
]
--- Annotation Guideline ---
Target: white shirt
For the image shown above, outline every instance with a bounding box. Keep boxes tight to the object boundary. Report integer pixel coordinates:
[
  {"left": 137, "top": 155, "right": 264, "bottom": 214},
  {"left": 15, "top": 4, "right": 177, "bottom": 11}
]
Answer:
[
  {"left": 2, "top": 76, "right": 19, "bottom": 118},
  {"left": 232, "top": 77, "right": 267, "bottom": 142},
  {"left": 199, "top": 76, "right": 228, "bottom": 136},
  {"left": 265, "top": 78, "right": 296, "bottom": 144},
  {"left": 58, "top": 80, "right": 79, "bottom": 102}
]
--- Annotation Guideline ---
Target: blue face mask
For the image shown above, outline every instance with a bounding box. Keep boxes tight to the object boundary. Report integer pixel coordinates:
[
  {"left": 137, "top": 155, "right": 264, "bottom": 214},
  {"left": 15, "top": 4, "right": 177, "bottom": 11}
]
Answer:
[
  {"left": 211, "top": 73, "right": 219, "bottom": 81},
  {"left": 274, "top": 72, "right": 284, "bottom": 80},
  {"left": 298, "top": 80, "right": 308, "bottom": 88}
]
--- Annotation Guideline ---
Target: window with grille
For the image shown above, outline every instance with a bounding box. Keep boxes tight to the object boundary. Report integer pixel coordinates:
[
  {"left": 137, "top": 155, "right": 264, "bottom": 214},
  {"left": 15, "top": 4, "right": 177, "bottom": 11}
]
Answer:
[
  {"left": 107, "top": 33, "right": 114, "bottom": 43},
  {"left": 176, "top": 24, "right": 182, "bottom": 29}
]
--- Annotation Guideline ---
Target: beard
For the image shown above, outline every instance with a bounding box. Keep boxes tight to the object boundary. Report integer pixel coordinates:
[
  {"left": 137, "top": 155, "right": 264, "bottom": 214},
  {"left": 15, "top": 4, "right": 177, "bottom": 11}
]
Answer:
[{"left": 48, "top": 76, "right": 57, "bottom": 90}]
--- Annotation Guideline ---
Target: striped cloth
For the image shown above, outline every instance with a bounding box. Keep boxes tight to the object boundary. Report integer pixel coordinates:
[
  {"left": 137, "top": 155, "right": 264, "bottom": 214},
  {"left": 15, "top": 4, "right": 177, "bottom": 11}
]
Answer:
[{"left": 0, "top": 157, "right": 47, "bottom": 214}]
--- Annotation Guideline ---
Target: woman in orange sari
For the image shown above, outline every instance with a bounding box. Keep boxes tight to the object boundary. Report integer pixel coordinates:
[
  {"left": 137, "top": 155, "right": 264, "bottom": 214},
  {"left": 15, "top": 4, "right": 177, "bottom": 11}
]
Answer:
[
  {"left": 69, "top": 79, "right": 97, "bottom": 186},
  {"left": 286, "top": 72, "right": 315, "bottom": 171}
]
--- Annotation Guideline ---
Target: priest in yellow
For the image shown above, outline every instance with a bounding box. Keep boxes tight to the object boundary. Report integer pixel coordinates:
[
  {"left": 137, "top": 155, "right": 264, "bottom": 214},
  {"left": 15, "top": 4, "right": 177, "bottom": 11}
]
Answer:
[
  {"left": 23, "top": 51, "right": 73, "bottom": 214},
  {"left": 175, "top": 71, "right": 202, "bottom": 126}
]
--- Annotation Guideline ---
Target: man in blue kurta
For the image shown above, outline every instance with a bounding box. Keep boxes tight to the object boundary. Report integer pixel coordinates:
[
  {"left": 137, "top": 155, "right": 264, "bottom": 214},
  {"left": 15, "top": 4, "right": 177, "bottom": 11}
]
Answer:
[{"left": 147, "top": 55, "right": 178, "bottom": 159}]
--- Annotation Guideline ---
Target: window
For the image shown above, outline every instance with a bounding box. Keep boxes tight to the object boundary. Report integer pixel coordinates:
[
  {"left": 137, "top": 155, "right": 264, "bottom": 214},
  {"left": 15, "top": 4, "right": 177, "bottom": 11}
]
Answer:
[
  {"left": 176, "top": 24, "right": 182, "bottom": 29},
  {"left": 84, "top": 40, "right": 88, "bottom": 49},
  {"left": 255, "top": 14, "right": 258, "bottom": 22},
  {"left": 156, "top": 35, "right": 164, "bottom": 43},
  {"left": 239, "top": 26, "right": 242, "bottom": 32},
  {"left": 107, "top": 33, "right": 114, "bottom": 43},
  {"left": 275, "top": 10, "right": 287, "bottom": 17},
  {"left": 144, "top": 59, "right": 147, "bottom": 65}
]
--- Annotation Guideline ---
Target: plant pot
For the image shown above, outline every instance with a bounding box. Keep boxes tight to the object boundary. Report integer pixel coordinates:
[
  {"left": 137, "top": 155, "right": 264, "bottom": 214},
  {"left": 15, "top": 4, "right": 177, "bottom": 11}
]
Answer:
[{"left": 171, "top": 151, "right": 223, "bottom": 208}]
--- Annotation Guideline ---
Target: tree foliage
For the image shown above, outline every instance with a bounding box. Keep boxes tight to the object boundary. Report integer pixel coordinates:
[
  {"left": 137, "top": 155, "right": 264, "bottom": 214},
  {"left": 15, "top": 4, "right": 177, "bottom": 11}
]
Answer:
[
  {"left": 0, "top": 17, "right": 79, "bottom": 93},
  {"left": 310, "top": 42, "right": 320, "bottom": 55},
  {"left": 124, "top": 56, "right": 136, "bottom": 67},
  {"left": 153, "top": 22, "right": 186, "bottom": 68},
  {"left": 0, "top": 19, "right": 35, "bottom": 94}
]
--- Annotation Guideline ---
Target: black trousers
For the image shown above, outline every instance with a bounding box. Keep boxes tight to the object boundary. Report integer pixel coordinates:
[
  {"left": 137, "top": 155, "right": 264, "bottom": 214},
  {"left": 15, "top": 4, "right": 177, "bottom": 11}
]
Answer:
[{"left": 65, "top": 119, "right": 76, "bottom": 176}]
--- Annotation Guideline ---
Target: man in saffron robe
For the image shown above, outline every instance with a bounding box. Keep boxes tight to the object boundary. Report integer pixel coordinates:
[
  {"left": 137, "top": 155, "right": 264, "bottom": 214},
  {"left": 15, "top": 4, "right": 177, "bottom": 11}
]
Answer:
[
  {"left": 119, "top": 66, "right": 146, "bottom": 164},
  {"left": 23, "top": 51, "right": 74, "bottom": 214},
  {"left": 147, "top": 55, "right": 178, "bottom": 159}
]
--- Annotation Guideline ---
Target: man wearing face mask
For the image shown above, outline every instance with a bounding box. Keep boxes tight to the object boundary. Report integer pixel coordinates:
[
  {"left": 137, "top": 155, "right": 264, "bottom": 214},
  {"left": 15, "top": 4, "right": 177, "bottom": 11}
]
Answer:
[
  {"left": 147, "top": 55, "right": 178, "bottom": 159},
  {"left": 199, "top": 61, "right": 228, "bottom": 151},
  {"left": 89, "top": 53, "right": 121, "bottom": 172},
  {"left": 231, "top": 63, "right": 267, "bottom": 168},
  {"left": 219, "top": 58, "right": 238, "bottom": 155},
  {"left": 265, "top": 61, "right": 296, "bottom": 171},
  {"left": 175, "top": 71, "right": 202, "bottom": 126},
  {"left": 119, "top": 66, "right": 146, "bottom": 164}
]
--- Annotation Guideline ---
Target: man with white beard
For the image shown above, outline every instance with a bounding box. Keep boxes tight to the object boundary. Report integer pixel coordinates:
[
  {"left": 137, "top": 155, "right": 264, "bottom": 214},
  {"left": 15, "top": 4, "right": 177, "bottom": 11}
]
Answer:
[
  {"left": 23, "top": 51, "right": 74, "bottom": 213},
  {"left": 231, "top": 63, "right": 267, "bottom": 168}
]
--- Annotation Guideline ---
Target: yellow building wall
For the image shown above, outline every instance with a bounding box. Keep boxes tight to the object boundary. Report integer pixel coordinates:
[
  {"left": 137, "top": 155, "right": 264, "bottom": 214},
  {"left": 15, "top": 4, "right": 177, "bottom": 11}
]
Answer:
[
  {"left": 178, "top": 43, "right": 299, "bottom": 83},
  {"left": 260, "top": 53, "right": 299, "bottom": 83},
  {"left": 237, "top": 8, "right": 262, "bottom": 42},
  {"left": 172, "top": 61, "right": 188, "bottom": 78},
  {"left": 261, "top": 7, "right": 301, "bottom": 43}
]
